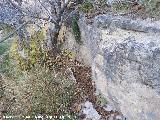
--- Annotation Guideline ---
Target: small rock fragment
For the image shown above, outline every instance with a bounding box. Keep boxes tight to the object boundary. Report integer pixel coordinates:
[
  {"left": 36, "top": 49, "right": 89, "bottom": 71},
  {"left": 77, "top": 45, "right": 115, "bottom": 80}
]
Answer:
[{"left": 82, "top": 101, "right": 101, "bottom": 120}]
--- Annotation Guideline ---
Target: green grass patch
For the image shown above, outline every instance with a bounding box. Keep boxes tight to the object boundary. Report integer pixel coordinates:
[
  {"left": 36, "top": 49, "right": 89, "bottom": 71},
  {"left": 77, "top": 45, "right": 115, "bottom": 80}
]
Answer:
[{"left": 0, "top": 42, "right": 10, "bottom": 55}]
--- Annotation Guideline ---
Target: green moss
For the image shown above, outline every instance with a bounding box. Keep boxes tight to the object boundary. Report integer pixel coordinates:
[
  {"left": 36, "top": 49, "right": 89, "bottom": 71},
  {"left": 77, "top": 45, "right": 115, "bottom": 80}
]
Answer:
[{"left": 71, "top": 17, "right": 82, "bottom": 44}]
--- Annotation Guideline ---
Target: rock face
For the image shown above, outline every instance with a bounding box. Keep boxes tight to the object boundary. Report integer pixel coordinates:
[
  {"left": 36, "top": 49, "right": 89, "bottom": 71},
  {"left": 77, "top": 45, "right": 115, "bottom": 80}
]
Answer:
[{"left": 65, "top": 14, "right": 160, "bottom": 120}]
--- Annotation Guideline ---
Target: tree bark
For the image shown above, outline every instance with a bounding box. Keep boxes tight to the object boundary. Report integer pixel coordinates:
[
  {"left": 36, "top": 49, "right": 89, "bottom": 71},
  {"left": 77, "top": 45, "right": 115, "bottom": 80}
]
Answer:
[{"left": 49, "top": 24, "right": 61, "bottom": 57}]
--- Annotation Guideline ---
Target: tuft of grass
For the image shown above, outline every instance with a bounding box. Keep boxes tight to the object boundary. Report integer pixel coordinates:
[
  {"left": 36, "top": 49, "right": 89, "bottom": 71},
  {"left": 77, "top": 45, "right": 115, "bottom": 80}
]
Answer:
[{"left": 97, "top": 94, "right": 108, "bottom": 106}]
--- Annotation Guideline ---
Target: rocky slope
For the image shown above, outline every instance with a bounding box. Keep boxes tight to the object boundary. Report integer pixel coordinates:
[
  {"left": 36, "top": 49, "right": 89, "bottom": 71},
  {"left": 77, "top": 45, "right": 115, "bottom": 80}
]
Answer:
[{"left": 65, "top": 14, "right": 160, "bottom": 120}]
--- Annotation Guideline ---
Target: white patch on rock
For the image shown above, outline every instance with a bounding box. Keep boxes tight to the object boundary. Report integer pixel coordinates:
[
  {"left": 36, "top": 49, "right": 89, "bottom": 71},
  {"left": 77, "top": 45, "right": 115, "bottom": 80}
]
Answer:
[
  {"left": 103, "top": 104, "right": 115, "bottom": 112},
  {"left": 82, "top": 101, "right": 101, "bottom": 120}
]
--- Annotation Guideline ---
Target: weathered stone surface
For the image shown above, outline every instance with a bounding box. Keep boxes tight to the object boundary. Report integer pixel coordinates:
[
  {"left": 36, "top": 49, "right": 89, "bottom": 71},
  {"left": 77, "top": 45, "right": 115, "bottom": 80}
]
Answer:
[
  {"left": 82, "top": 101, "right": 101, "bottom": 120},
  {"left": 65, "top": 14, "right": 160, "bottom": 120}
]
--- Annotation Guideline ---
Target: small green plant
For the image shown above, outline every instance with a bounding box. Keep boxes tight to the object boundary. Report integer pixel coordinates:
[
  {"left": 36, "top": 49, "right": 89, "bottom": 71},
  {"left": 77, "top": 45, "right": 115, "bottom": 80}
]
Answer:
[
  {"left": 72, "top": 17, "right": 82, "bottom": 44},
  {"left": 97, "top": 94, "right": 108, "bottom": 106},
  {"left": 79, "top": 1, "right": 93, "bottom": 13}
]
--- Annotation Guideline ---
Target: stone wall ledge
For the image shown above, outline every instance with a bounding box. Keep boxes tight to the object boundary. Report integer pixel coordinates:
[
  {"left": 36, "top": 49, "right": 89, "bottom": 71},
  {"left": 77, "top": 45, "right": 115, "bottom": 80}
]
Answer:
[{"left": 94, "top": 14, "right": 160, "bottom": 34}]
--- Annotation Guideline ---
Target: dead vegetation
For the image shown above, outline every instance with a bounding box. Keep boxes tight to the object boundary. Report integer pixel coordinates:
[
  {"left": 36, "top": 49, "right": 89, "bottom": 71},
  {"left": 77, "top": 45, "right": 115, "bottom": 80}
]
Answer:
[{"left": 0, "top": 49, "right": 120, "bottom": 119}]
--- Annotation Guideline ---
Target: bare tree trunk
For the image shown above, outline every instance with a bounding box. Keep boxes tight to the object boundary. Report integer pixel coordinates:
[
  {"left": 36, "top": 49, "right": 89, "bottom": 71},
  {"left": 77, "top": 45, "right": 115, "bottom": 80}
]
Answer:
[
  {"left": 14, "top": 0, "right": 31, "bottom": 58},
  {"left": 50, "top": 24, "right": 61, "bottom": 56},
  {"left": 17, "top": 17, "right": 24, "bottom": 51},
  {"left": 16, "top": 0, "right": 24, "bottom": 51},
  {"left": 2, "top": 0, "right": 78, "bottom": 58}
]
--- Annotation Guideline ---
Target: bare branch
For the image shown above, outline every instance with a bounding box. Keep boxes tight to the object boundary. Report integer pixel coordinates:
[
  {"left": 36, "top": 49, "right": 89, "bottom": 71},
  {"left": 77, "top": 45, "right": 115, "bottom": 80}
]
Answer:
[
  {"left": 50, "top": 1, "right": 57, "bottom": 17},
  {"left": 7, "top": 0, "right": 23, "bottom": 13},
  {"left": 37, "top": 0, "right": 51, "bottom": 17},
  {"left": 55, "top": 0, "right": 61, "bottom": 10},
  {"left": 7, "top": 0, "right": 58, "bottom": 25},
  {"left": 60, "top": 0, "right": 70, "bottom": 12},
  {"left": 62, "top": 7, "right": 78, "bottom": 23},
  {"left": 0, "top": 21, "right": 30, "bottom": 43},
  {"left": 59, "top": 0, "right": 72, "bottom": 17}
]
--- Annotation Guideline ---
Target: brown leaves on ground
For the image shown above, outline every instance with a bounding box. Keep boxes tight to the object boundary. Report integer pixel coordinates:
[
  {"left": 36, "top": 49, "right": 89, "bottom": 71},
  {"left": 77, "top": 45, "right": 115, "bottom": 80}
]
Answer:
[
  {"left": 71, "top": 60, "right": 120, "bottom": 119},
  {"left": 44, "top": 53, "right": 121, "bottom": 118}
]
